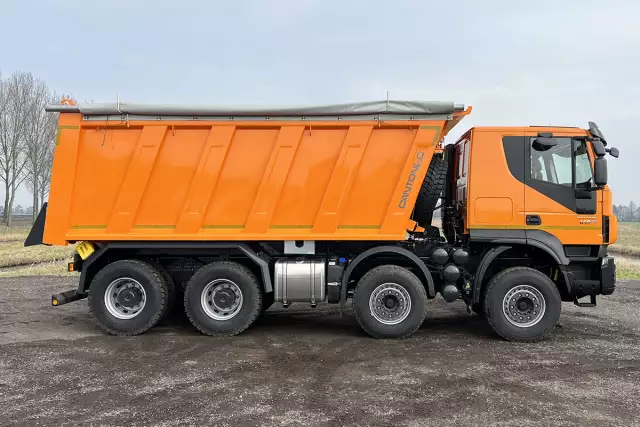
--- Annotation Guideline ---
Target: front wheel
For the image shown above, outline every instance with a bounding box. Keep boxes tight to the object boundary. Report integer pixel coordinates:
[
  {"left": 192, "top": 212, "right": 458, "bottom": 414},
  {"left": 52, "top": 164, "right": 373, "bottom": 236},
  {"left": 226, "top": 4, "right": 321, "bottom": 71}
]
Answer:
[
  {"left": 484, "top": 267, "right": 561, "bottom": 342},
  {"left": 353, "top": 265, "right": 427, "bottom": 339}
]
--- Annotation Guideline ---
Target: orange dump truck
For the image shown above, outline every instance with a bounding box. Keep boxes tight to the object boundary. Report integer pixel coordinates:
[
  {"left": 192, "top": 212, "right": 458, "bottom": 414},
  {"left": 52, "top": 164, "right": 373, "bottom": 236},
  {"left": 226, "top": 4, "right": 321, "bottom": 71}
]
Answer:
[{"left": 27, "top": 100, "right": 619, "bottom": 341}]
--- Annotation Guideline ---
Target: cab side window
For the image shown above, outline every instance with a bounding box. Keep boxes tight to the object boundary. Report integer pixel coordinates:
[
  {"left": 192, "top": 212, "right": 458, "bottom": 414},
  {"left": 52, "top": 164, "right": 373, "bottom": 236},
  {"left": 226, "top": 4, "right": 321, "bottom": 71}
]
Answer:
[
  {"left": 530, "top": 137, "right": 573, "bottom": 187},
  {"left": 573, "top": 140, "right": 594, "bottom": 187}
]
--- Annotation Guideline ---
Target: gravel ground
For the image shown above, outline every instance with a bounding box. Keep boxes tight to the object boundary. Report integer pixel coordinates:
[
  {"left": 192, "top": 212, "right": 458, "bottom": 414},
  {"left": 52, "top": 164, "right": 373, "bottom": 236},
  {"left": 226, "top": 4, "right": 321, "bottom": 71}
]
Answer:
[{"left": 0, "top": 277, "right": 639, "bottom": 427}]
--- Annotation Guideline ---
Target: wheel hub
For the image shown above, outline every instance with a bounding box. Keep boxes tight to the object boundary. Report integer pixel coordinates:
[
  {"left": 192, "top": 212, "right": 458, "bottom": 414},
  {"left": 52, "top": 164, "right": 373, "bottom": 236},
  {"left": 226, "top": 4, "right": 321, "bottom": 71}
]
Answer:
[
  {"left": 502, "top": 285, "right": 546, "bottom": 328},
  {"left": 117, "top": 288, "right": 143, "bottom": 308},
  {"left": 104, "top": 278, "right": 147, "bottom": 320},
  {"left": 213, "top": 288, "right": 236, "bottom": 309},
  {"left": 201, "top": 279, "right": 243, "bottom": 321},
  {"left": 517, "top": 298, "right": 532, "bottom": 312},
  {"left": 384, "top": 295, "right": 399, "bottom": 309},
  {"left": 369, "top": 283, "right": 412, "bottom": 325}
]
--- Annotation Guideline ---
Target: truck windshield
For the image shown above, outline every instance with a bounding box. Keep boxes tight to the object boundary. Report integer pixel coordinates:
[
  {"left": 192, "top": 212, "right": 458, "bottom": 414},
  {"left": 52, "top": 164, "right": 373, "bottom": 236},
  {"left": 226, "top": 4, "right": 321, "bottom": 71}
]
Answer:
[{"left": 530, "top": 138, "right": 593, "bottom": 187}]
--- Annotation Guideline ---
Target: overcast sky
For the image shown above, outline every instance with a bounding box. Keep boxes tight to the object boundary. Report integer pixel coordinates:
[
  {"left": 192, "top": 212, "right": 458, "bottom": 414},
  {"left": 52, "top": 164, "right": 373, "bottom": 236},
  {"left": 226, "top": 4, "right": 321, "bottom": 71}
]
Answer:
[{"left": 2, "top": 0, "right": 638, "bottom": 206}]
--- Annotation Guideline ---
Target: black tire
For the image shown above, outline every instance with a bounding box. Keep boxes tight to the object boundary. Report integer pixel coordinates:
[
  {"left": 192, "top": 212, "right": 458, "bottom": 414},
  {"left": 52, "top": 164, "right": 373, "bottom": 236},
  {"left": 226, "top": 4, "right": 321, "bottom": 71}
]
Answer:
[
  {"left": 412, "top": 153, "right": 447, "bottom": 228},
  {"left": 146, "top": 261, "right": 176, "bottom": 322},
  {"left": 353, "top": 265, "right": 427, "bottom": 339},
  {"left": 88, "top": 260, "right": 168, "bottom": 336},
  {"left": 184, "top": 261, "right": 263, "bottom": 336},
  {"left": 484, "top": 267, "right": 561, "bottom": 342}
]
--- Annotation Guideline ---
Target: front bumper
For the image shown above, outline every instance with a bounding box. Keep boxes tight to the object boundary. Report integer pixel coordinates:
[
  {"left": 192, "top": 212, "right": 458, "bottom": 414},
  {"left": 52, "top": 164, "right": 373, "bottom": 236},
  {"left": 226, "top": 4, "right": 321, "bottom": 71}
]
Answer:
[{"left": 568, "top": 256, "right": 616, "bottom": 298}]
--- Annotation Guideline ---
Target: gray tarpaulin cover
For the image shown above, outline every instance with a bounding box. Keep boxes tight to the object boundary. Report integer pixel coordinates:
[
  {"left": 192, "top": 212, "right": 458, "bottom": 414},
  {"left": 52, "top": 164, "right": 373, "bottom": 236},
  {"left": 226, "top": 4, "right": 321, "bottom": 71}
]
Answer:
[{"left": 45, "top": 100, "right": 462, "bottom": 116}]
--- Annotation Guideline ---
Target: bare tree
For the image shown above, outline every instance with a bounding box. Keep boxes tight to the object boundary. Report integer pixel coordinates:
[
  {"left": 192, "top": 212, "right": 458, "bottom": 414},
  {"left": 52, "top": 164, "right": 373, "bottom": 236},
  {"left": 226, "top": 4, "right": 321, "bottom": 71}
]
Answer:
[
  {"left": 24, "top": 83, "right": 57, "bottom": 222},
  {"left": 0, "top": 72, "right": 34, "bottom": 226}
]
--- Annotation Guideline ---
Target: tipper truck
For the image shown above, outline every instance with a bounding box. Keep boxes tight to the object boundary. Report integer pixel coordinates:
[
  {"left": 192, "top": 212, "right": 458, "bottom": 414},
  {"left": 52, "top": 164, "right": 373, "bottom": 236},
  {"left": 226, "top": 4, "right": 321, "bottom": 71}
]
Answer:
[{"left": 27, "top": 99, "right": 619, "bottom": 342}]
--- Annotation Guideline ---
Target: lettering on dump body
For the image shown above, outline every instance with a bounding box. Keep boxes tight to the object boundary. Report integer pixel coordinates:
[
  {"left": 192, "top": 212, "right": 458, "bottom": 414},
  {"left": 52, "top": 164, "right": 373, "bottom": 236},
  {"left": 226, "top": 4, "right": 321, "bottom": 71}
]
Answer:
[{"left": 399, "top": 150, "right": 424, "bottom": 208}]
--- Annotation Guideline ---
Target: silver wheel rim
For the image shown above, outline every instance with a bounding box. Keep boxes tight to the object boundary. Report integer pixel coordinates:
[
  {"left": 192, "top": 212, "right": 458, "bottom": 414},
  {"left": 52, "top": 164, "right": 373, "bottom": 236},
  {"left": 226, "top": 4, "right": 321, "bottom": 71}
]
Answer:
[
  {"left": 369, "top": 283, "right": 412, "bottom": 325},
  {"left": 201, "top": 279, "right": 243, "bottom": 321},
  {"left": 502, "top": 285, "right": 546, "bottom": 328},
  {"left": 104, "top": 278, "right": 146, "bottom": 320}
]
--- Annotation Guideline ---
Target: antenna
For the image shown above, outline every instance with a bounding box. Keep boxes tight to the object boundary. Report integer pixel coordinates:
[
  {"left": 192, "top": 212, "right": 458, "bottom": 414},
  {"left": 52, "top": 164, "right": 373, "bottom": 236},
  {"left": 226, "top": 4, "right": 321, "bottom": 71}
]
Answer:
[
  {"left": 386, "top": 90, "right": 390, "bottom": 110},
  {"left": 117, "top": 91, "right": 121, "bottom": 113}
]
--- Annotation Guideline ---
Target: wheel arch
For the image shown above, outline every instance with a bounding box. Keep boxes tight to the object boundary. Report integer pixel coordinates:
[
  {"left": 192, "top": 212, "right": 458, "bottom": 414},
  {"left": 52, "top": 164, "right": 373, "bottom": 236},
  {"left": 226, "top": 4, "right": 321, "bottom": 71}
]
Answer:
[
  {"left": 472, "top": 243, "right": 571, "bottom": 304},
  {"left": 76, "top": 242, "right": 272, "bottom": 294},
  {"left": 340, "top": 246, "right": 435, "bottom": 307}
]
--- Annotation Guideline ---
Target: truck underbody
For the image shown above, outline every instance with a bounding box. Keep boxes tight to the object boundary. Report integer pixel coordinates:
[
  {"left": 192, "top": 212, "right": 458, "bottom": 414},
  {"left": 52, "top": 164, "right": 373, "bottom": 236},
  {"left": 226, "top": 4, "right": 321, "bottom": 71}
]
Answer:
[{"left": 39, "top": 218, "right": 616, "bottom": 342}]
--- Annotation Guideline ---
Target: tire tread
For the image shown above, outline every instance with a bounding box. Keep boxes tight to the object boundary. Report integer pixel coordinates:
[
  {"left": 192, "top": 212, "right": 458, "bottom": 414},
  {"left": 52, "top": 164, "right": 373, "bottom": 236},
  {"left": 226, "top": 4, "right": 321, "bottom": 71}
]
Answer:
[
  {"left": 146, "top": 260, "right": 176, "bottom": 322},
  {"left": 184, "top": 261, "right": 262, "bottom": 337},
  {"left": 413, "top": 154, "right": 447, "bottom": 228},
  {"left": 483, "top": 266, "right": 560, "bottom": 342},
  {"left": 88, "top": 259, "right": 167, "bottom": 336},
  {"left": 354, "top": 265, "right": 427, "bottom": 339}
]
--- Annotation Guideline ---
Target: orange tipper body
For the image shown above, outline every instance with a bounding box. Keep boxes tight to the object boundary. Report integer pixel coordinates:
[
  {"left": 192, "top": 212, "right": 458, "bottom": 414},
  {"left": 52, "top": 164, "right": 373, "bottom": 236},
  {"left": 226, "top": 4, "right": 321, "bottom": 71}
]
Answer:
[{"left": 43, "top": 101, "right": 470, "bottom": 245}]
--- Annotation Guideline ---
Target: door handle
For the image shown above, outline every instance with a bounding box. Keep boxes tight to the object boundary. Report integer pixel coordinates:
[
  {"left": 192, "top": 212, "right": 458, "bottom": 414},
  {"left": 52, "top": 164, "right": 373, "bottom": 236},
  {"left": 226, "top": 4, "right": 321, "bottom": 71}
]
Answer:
[{"left": 526, "top": 215, "right": 542, "bottom": 226}]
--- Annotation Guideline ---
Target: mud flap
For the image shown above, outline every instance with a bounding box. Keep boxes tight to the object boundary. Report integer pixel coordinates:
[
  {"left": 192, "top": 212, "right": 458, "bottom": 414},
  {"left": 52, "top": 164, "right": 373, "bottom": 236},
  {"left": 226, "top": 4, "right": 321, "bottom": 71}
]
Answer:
[{"left": 24, "top": 203, "right": 48, "bottom": 247}]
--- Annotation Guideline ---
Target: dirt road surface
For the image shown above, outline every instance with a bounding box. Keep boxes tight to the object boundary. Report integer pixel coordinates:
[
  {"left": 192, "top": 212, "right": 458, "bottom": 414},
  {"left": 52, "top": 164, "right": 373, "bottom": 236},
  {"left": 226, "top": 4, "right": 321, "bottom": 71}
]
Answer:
[{"left": 1, "top": 277, "right": 639, "bottom": 427}]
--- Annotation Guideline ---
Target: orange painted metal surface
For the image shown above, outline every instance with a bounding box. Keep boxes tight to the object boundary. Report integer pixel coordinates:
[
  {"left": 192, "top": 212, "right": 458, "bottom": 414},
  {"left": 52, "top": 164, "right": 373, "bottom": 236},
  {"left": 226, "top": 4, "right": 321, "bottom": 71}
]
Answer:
[
  {"left": 44, "top": 110, "right": 469, "bottom": 245},
  {"left": 461, "top": 126, "right": 612, "bottom": 246}
]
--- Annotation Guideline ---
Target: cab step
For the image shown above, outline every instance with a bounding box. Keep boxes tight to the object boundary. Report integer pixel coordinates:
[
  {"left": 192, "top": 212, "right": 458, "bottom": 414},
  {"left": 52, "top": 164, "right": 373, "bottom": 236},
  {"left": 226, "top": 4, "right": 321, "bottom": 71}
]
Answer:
[{"left": 573, "top": 295, "right": 597, "bottom": 308}]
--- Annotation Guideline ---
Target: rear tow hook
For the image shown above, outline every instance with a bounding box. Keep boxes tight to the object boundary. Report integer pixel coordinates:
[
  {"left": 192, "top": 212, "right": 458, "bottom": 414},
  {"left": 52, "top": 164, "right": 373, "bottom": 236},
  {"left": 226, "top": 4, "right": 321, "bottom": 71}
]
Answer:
[{"left": 52, "top": 289, "right": 87, "bottom": 306}]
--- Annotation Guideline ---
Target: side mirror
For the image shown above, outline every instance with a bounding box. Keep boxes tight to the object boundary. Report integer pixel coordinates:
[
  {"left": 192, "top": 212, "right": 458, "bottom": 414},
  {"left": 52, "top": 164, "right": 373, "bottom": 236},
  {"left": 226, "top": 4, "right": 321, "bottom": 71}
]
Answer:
[
  {"left": 532, "top": 137, "right": 557, "bottom": 151},
  {"left": 594, "top": 157, "right": 608, "bottom": 186},
  {"left": 606, "top": 147, "right": 619, "bottom": 158},
  {"left": 592, "top": 139, "right": 606, "bottom": 157}
]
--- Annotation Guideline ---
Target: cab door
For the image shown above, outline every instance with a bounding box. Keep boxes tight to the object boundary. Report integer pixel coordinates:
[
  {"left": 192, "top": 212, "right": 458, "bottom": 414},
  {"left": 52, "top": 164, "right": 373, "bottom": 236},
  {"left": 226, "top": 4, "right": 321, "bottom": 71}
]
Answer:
[
  {"left": 467, "top": 131, "right": 526, "bottom": 233},
  {"left": 524, "top": 133, "right": 599, "bottom": 245}
]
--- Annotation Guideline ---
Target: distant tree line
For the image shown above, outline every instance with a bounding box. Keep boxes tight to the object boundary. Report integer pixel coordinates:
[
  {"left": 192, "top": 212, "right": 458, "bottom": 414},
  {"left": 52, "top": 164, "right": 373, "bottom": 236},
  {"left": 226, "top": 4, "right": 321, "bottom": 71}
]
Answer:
[
  {"left": 614, "top": 201, "right": 640, "bottom": 222},
  {"left": 0, "top": 205, "right": 33, "bottom": 216},
  {"left": 0, "top": 71, "right": 58, "bottom": 226}
]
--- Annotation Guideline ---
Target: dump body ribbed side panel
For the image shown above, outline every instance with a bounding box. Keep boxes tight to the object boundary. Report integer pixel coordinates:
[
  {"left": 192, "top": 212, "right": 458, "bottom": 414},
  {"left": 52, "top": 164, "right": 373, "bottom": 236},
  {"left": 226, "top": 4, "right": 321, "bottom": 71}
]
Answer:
[{"left": 44, "top": 116, "right": 449, "bottom": 244}]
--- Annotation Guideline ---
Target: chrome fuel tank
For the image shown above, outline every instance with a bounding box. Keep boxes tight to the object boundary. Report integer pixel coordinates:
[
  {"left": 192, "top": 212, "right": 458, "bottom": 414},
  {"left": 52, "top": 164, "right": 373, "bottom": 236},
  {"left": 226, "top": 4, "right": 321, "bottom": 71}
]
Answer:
[{"left": 274, "top": 259, "right": 326, "bottom": 305}]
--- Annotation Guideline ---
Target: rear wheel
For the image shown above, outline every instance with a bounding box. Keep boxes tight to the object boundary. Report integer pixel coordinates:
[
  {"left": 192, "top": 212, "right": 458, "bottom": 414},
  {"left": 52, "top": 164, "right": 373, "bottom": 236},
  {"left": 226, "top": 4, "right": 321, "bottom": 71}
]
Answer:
[
  {"left": 484, "top": 267, "right": 561, "bottom": 342},
  {"left": 184, "top": 261, "right": 263, "bottom": 336},
  {"left": 88, "top": 260, "right": 168, "bottom": 336},
  {"left": 353, "top": 265, "right": 427, "bottom": 339},
  {"left": 147, "top": 260, "right": 176, "bottom": 321}
]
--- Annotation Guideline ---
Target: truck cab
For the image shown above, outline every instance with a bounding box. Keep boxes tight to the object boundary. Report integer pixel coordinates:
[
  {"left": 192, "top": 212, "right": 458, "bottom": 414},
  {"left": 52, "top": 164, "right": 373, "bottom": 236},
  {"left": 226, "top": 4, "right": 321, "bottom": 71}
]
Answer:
[{"left": 443, "top": 124, "right": 618, "bottom": 316}]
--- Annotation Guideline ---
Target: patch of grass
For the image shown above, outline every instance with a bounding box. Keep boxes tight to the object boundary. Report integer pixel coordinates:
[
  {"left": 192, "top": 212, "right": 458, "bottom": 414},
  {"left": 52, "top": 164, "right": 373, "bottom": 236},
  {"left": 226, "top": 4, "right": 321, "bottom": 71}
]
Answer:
[
  {"left": 0, "top": 241, "right": 75, "bottom": 268},
  {"left": 0, "top": 260, "right": 78, "bottom": 278},
  {"left": 611, "top": 222, "right": 640, "bottom": 257},
  {"left": 615, "top": 255, "right": 640, "bottom": 280},
  {"left": 0, "top": 225, "right": 30, "bottom": 242}
]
